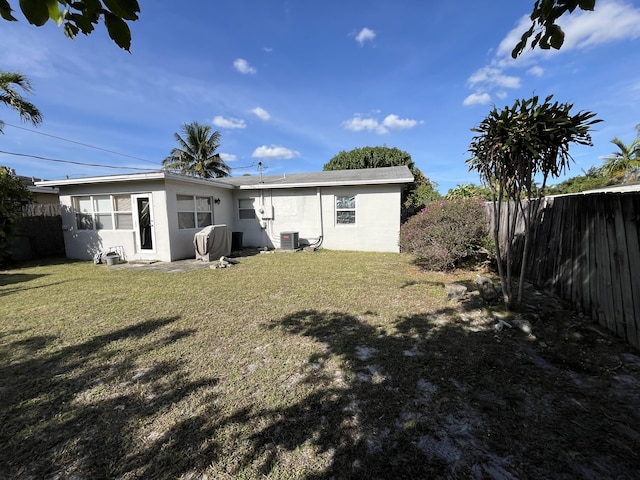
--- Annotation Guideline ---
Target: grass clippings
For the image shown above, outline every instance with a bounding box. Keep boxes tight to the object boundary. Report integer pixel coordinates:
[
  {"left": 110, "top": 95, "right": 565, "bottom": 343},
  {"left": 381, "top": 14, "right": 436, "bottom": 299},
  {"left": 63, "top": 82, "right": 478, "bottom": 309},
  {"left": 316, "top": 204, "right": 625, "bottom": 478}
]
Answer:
[{"left": 1, "top": 251, "right": 639, "bottom": 479}]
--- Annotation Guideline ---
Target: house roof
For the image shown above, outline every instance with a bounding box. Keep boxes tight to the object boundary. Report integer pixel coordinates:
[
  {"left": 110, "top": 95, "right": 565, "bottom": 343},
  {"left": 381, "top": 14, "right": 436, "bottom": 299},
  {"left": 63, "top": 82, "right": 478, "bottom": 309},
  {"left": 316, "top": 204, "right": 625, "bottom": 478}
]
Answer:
[
  {"left": 35, "top": 171, "right": 233, "bottom": 189},
  {"left": 36, "top": 166, "right": 414, "bottom": 190},
  {"left": 216, "top": 166, "right": 414, "bottom": 190}
]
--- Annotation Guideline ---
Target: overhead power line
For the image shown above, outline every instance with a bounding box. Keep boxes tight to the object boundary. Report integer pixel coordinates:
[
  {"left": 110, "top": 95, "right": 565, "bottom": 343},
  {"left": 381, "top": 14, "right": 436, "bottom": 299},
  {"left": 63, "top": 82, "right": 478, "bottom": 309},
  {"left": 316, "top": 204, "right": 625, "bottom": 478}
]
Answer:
[
  {"left": 4, "top": 122, "right": 160, "bottom": 166},
  {"left": 0, "top": 150, "right": 157, "bottom": 171}
]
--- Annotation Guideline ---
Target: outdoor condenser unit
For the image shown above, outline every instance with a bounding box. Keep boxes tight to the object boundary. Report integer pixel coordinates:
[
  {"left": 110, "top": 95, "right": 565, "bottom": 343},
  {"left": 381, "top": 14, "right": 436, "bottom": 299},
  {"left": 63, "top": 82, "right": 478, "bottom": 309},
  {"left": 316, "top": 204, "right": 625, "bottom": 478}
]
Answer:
[{"left": 280, "top": 231, "right": 299, "bottom": 250}]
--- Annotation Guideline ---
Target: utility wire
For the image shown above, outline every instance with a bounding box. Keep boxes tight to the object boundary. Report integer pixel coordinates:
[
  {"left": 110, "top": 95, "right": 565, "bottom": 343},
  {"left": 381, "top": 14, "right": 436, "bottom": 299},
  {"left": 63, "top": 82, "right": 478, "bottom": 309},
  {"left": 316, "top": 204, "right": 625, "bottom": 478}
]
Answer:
[
  {"left": 3, "top": 123, "right": 261, "bottom": 174},
  {"left": 4, "top": 123, "right": 160, "bottom": 166},
  {"left": 0, "top": 150, "right": 157, "bottom": 171}
]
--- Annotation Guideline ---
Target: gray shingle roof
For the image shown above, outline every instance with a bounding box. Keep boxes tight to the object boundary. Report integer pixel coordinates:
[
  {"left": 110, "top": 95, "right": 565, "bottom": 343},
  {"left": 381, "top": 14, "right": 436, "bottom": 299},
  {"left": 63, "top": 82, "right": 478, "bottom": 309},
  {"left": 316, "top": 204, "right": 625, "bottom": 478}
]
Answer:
[
  {"left": 216, "top": 165, "right": 414, "bottom": 189},
  {"left": 35, "top": 166, "right": 414, "bottom": 190}
]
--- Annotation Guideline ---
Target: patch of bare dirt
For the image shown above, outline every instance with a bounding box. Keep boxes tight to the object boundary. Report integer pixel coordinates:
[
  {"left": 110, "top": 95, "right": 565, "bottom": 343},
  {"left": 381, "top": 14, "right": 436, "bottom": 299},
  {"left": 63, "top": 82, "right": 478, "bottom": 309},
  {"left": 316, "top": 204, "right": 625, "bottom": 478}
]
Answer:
[{"left": 421, "top": 281, "right": 640, "bottom": 479}]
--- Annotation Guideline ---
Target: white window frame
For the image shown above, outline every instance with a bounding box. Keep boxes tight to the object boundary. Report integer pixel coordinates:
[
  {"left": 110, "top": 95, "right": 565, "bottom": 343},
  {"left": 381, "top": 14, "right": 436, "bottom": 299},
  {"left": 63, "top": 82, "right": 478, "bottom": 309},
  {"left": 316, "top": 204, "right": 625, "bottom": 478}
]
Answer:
[
  {"left": 73, "top": 194, "right": 133, "bottom": 231},
  {"left": 177, "top": 194, "right": 213, "bottom": 229},
  {"left": 336, "top": 194, "right": 356, "bottom": 225},
  {"left": 238, "top": 198, "right": 256, "bottom": 220}
]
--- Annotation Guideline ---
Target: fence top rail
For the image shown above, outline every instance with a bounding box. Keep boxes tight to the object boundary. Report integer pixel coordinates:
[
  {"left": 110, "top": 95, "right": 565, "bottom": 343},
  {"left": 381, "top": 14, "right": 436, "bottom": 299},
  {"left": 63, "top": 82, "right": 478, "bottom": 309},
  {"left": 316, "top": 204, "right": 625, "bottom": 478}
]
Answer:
[{"left": 21, "top": 204, "right": 62, "bottom": 217}]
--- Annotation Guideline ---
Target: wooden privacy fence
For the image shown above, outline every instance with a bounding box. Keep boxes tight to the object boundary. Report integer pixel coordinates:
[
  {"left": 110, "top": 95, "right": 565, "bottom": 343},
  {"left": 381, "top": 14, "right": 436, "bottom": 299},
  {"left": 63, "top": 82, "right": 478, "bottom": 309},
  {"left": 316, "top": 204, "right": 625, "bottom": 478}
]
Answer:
[
  {"left": 11, "top": 203, "right": 65, "bottom": 261},
  {"left": 492, "top": 193, "right": 640, "bottom": 350}
]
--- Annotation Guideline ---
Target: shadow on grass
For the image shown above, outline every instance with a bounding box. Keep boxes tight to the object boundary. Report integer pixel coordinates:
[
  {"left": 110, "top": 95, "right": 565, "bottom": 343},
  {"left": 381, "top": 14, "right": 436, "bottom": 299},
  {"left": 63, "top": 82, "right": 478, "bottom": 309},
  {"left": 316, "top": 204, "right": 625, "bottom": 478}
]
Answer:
[
  {"left": 0, "top": 280, "right": 70, "bottom": 298},
  {"left": 0, "top": 272, "right": 47, "bottom": 287},
  {"left": 0, "top": 316, "right": 221, "bottom": 479},
  {"left": 231, "top": 308, "right": 639, "bottom": 479},
  {"left": 2, "top": 304, "right": 639, "bottom": 478}
]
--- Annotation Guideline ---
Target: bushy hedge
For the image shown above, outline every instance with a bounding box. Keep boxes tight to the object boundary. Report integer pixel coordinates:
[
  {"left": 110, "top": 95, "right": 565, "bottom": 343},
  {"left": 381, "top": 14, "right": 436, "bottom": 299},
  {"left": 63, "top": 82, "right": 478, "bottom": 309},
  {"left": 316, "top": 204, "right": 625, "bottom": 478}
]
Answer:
[{"left": 400, "top": 197, "right": 490, "bottom": 271}]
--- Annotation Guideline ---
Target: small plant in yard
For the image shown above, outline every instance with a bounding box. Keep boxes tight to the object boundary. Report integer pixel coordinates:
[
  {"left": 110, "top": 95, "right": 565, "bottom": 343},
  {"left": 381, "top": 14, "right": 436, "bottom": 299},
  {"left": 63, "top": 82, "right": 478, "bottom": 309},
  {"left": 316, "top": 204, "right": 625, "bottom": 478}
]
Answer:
[{"left": 399, "top": 197, "right": 489, "bottom": 271}]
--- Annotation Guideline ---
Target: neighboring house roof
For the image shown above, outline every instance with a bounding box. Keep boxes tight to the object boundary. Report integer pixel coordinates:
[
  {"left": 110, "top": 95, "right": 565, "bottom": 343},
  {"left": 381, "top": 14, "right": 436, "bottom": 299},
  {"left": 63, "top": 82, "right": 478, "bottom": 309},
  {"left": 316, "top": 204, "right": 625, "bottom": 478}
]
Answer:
[
  {"left": 36, "top": 166, "right": 414, "bottom": 190},
  {"left": 578, "top": 183, "right": 640, "bottom": 194},
  {"left": 550, "top": 182, "right": 640, "bottom": 197},
  {"left": 16, "top": 174, "right": 59, "bottom": 195}
]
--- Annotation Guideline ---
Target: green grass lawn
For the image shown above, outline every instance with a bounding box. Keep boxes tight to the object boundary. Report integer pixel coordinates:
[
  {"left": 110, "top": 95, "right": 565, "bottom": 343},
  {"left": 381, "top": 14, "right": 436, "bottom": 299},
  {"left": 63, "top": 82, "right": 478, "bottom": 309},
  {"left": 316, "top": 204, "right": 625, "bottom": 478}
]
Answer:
[{"left": 1, "top": 251, "right": 639, "bottom": 479}]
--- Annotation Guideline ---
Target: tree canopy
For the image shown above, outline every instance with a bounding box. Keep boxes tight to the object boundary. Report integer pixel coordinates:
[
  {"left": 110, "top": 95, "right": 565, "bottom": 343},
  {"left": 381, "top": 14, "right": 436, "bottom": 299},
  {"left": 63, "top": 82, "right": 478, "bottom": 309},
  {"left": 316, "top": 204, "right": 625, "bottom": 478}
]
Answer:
[
  {"left": 0, "top": 70, "right": 42, "bottom": 133},
  {"left": 513, "top": 0, "right": 596, "bottom": 58},
  {"left": 162, "top": 122, "right": 230, "bottom": 179},
  {"left": 0, "top": 166, "right": 32, "bottom": 265},
  {"left": 468, "top": 95, "right": 600, "bottom": 305},
  {"left": 323, "top": 146, "right": 440, "bottom": 214},
  {"left": 1, "top": 0, "right": 140, "bottom": 51}
]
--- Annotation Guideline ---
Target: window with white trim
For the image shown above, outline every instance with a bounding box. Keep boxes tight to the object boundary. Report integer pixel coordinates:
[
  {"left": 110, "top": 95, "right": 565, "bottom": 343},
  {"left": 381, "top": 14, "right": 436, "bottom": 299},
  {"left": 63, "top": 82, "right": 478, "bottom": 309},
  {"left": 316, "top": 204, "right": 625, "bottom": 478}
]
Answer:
[
  {"left": 73, "top": 195, "right": 133, "bottom": 230},
  {"left": 177, "top": 194, "right": 212, "bottom": 229},
  {"left": 336, "top": 195, "right": 356, "bottom": 224},
  {"left": 238, "top": 198, "right": 256, "bottom": 220}
]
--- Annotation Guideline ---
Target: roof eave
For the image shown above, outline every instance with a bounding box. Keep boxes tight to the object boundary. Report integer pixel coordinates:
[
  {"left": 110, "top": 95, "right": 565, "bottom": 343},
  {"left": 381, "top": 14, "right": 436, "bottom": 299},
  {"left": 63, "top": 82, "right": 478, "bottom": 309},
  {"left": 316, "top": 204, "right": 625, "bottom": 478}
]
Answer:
[
  {"left": 235, "top": 177, "right": 414, "bottom": 190},
  {"left": 36, "top": 171, "right": 234, "bottom": 189}
]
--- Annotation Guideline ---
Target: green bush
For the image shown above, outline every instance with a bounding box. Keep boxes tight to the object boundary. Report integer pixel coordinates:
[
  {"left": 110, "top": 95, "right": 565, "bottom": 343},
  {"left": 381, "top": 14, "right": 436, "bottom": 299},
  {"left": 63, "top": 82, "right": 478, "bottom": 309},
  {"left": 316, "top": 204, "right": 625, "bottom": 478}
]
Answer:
[{"left": 400, "top": 197, "right": 489, "bottom": 271}]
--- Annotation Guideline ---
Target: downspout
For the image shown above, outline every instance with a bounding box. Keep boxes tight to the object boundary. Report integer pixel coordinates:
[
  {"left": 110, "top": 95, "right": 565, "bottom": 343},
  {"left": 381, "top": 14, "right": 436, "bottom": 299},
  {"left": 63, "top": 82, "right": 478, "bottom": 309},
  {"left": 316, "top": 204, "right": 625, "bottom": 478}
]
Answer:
[{"left": 315, "top": 187, "right": 324, "bottom": 248}]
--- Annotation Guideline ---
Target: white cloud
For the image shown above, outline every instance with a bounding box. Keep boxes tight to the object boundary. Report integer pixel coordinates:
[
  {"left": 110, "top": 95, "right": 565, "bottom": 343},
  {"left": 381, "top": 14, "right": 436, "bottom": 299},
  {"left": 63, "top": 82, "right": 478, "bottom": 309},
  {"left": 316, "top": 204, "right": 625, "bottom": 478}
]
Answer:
[
  {"left": 382, "top": 114, "right": 419, "bottom": 130},
  {"left": 527, "top": 65, "right": 544, "bottom": 77},
  {"left": 263, "top": 47, "right": 273, "bottom": 53},
  {"left": 252, "top": 145, "right": 299, "bottom": 159},
  {"left": 562, "top": 1, "right": 640, "bottom": 49},
  {"left": 251, "top": 107, "right": 271, "bottom": 120},
  {"left": 220, "top": 153, "right": 237, "bottom": 162},
  {"left": 496, "top": 90, "right": 508, "bottom": 100},
  {"left": 497, "top": 1, "right": 640, "bottom": 59},
  {"left": 233, "top": 58, "right": 257, "bottom": 74},
  {"left": 342, "top": 116, "right": 388, "bottom": 134},
  {"left": 212, "top": 116, "right": 246, "bottom": 129},
  {"left": 463, "top": 92, "right": 492, "bottom": 106},
  {"left": 342, "top": 113, "right": 420, "bottom": 134},
  {"left": 468, "top": 1, "right": 640, "bottom": 107},
  {"left": 355, "top": 27, "right": 376, "bottom": 46},
  {"left": 468, "top": 66, "right": 521, "bottom": 89}
]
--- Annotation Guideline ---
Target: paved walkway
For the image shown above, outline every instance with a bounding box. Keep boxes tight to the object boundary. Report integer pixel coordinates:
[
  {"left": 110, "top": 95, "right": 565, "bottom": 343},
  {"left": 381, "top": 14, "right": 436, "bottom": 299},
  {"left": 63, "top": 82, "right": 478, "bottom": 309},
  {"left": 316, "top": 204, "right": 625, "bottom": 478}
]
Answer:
[{"left": 107, "top": 259, "right": 217, "bottom": 273}]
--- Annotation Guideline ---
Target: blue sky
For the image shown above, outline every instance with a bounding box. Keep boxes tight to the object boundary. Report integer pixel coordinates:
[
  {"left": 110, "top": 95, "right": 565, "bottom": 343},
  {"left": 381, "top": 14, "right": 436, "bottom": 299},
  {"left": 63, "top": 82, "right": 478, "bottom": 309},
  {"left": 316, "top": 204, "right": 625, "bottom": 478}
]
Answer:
[{"left": 1, "top": 0, "right": 639, "bottom": 194}]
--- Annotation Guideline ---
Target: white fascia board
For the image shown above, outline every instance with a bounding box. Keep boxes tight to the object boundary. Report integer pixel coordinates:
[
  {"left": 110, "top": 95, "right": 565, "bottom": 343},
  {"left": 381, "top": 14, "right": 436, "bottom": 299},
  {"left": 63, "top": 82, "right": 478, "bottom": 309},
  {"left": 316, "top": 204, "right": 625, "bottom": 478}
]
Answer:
[
  {"left": 36, "top": 172, "right": 234, "bottom": 189},
  {"left": 236, "top": 177, "right": 413, "bottom": 190}
]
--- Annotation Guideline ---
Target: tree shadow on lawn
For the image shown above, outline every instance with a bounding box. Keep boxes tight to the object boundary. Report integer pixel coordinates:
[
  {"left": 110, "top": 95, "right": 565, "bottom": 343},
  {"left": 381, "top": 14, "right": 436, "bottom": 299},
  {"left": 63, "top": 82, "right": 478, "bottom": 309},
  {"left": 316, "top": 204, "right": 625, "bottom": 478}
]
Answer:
[
  {"left": 238, "top": 306, "right": 640, "bottom": 479},
  {"left": 0, "top": 272, "right": 47, "bottom": 287},
  {"left": 0, "top": 316, "right": 221, "bottom": 479},
  {"left": 2, "top": 298, "right": 639, "bottom": 478}
]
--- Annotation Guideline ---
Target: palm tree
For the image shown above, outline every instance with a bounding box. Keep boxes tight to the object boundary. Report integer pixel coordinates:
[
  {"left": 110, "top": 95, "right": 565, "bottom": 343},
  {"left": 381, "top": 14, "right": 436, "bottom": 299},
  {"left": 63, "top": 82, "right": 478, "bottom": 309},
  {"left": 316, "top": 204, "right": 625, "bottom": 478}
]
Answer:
[
  {"left": 602, "top": 135, "right": 640, "bottom": 178},
  {"left": 162, "top": 122, "right": 230, "bottom": 178},
  {"left": 0, "top": 71, "right": 43, "bottom": 133}
]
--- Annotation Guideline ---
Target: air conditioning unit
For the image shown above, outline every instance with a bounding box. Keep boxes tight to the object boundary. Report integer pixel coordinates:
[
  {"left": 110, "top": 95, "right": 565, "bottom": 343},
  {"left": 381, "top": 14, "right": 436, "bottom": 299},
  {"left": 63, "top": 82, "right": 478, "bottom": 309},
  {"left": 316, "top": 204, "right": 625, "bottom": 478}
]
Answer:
[{"left": 280, "top": 231, "right": 299, "bottom": 250}]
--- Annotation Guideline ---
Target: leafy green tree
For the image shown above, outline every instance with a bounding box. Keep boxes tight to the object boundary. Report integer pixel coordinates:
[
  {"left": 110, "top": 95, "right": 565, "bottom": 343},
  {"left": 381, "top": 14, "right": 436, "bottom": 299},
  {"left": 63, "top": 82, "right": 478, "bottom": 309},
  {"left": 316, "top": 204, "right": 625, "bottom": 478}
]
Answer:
[
  {"left": 162, "top": 122, "right": 230, "bottom": 179},
  {"left": 0, "top": 166, "right": 32, "bottom": 265},
  {"left": 445, "top": 183, "right": 492, "bottom": 201},
  {"left": 323, "top": 146, "right": 441, "bottom": 214},
  {"left": 545, "top": 166, "right": 613, "bottom": 194},
  {"left": 1, "top": 0, "right": 140, "bottom": 51},
  {"left": 468, "top": 95, "right": 600, "bottom": 306},
  {"left": 602, "top": 134, "right": 640, "bottom": 179},
  {"left": 0, "top": 70, "right": 42, "bottom": 133},
  {"left": 513, "top": 0, "right": 596, "bottom": 58}
]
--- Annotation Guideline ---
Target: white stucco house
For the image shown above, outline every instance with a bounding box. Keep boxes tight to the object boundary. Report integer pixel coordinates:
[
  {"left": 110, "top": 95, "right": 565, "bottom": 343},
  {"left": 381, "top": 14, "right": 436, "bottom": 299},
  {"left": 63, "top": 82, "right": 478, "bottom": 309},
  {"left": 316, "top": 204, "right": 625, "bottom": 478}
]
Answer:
[{"left": 36, "top": 166, "right": 414, "bottom": 262}]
